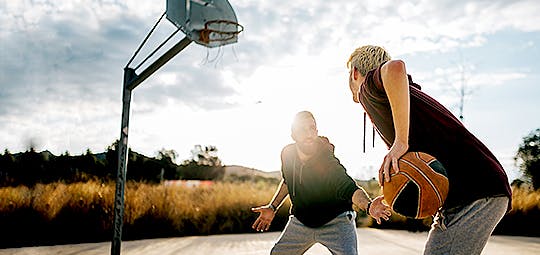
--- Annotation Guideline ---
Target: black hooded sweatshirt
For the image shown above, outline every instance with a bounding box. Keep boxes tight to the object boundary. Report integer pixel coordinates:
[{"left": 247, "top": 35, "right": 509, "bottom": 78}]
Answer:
[{"left": 280, "top": 137, "right": 359, "bottom": 228}]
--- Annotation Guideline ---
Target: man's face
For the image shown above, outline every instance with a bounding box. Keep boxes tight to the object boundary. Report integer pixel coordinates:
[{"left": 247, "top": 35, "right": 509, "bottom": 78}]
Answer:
[
  {"left": 292, "top": 117, "right": 319, "bottom": 156},
  {"left": 349, "top": 67, "right": 361, "bottom": 103}
]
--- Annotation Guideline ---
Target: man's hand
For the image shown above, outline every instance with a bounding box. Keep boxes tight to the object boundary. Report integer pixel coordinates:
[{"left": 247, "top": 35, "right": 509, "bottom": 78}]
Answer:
[
  {"left": 379, "top": 141, "right": 408, "bottom": 185},
  {"left": 368, "top": 196, "right": 392, "bottom": 224},
  {"left": 251, "top": 205, "right": 276, "bottom": 232}
]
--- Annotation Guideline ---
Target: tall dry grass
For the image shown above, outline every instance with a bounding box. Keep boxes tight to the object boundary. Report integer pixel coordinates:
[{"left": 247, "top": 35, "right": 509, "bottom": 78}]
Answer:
[
  {"left": 0, "top": 181, "right": 538, "bottom": 248},
  {"left": 509, "top": 186, "right": 540, "bottom": 212},
  {"left": 121, "top": 181, "right": 288, "bottom": 236},
  {"left": 0, "top": 181, "right": 287, "bottom": 247},
  {"left": 495, "top": 186, "right": 540, "bottom": 236}
]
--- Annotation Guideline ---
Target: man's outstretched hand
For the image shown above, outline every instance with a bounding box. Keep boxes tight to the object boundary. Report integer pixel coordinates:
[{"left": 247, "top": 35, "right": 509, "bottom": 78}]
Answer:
[
  {"left": 369, "top": 196, "right": 392, "bottom": 224},
  {"left": 251, "top": 205, "right": 275, "bottom": 232}
]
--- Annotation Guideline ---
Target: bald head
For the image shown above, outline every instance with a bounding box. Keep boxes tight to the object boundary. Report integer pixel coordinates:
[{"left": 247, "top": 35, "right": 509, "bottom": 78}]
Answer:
[
  {"left": 292, "top": 111, "right": 316, "bottom": 133},
  {"left": 291, "top": 111, "right": 319, "bottom": 156}
]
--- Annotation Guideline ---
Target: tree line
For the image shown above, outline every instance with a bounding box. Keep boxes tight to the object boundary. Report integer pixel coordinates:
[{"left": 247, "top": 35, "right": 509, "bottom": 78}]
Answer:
[
  {"left": 516, "top": 128, "right": 540, "bottom": 190},
  {"left": 0, "top": 141, "right": 224, "bottom": 187},
  {"left": 1, "top": 127, "right": 539, "bottom": 189}
]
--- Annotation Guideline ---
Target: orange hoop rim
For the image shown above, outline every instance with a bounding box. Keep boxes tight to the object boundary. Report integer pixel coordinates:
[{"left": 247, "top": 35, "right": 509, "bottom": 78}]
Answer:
[{"left": 199, "top": 20, "right": 244, "bottom": 44}]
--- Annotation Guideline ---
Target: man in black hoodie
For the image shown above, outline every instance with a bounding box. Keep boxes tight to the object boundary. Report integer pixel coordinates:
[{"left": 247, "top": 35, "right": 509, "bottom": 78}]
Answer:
[{"left": 252, "top": 111, "right": 391, "bottom": 255}]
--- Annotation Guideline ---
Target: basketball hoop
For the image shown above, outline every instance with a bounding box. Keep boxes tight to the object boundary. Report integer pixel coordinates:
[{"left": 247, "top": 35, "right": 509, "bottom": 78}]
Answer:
[
  {"left": 111, "top": 1, "right": 242, "bottom": 255},
  {"left": 198, "top": 20, "right": 244, "bottom": 45},
  {"left": 166, "top": 0, "right": 243, "bottom": 48}
]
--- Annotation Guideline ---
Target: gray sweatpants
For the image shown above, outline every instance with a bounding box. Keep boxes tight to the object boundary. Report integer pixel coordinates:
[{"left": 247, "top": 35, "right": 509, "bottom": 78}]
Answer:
[
  {"left": 424, "top": 196, "right": 509, "bottom": 255},
  {"left": 271, "top": 211, "right": 358, "bottom": 255}
]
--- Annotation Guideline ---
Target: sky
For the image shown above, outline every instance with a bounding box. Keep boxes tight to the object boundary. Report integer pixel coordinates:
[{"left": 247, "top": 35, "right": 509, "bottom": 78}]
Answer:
[{"left": 1, "top": 0, "right": 539, "bottom": 181}]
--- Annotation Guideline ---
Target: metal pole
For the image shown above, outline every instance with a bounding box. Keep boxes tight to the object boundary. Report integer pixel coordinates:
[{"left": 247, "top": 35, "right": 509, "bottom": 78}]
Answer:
[
  {"left": 111, "top": 68, "right": 136, "bottom": 255},
  {"left": 127, "top": 37, "right": 192, "bottom": 90},
  {"left": 110, "top": 37, "right": 192, "bottom": 255}
]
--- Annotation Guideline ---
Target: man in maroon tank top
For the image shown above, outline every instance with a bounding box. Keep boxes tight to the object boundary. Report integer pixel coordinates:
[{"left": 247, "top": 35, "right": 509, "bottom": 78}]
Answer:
[{"left": 346, "top": 45, "right": 512, "bottom": 255}]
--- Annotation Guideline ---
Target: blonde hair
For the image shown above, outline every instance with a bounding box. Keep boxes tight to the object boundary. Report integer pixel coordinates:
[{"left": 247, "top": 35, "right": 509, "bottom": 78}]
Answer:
[{"left": 347, "top": 45, "right": 391, "bottom": 76}]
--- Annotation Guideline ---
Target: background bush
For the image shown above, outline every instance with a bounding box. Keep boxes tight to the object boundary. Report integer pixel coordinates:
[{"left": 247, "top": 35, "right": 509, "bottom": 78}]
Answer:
[
  {"left": 0, "top": 180, "right": 289, "bottom": 248},
  {"left": 2, "top": 131, "right": 539, "bottom": 248},
  {"left": 0, "top": 180, "right": 538, "bottom": 248}
]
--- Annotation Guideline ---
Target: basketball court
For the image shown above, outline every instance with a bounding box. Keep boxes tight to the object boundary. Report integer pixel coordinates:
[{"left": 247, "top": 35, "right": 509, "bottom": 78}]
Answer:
[{"left": 1, "top": 229, "right": 538, "bottom": 255}]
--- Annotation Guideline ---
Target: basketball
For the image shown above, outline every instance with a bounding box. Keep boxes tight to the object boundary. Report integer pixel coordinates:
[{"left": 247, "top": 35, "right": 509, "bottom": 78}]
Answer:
[{"left": 382, "top": 152, "right": 449, "bottom": 219}]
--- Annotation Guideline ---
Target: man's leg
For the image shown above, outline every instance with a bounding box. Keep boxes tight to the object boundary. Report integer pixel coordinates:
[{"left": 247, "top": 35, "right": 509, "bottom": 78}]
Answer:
[
  {"left": 424, "top": 196, "right": 508, "bottom": 255},
  {"left": 317, "top": 211, "right": 358, "bottom": 255},
  {"left": 271, "top": 215, "right": 315, "bottom": 255}
]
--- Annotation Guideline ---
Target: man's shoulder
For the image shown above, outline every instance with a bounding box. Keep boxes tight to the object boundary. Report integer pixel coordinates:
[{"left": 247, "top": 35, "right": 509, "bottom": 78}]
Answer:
[
  {"left": 380, "top": 59, "right": 406, "bottom": 74},
  {"left": 281, "top": 143, "right": 296, "bottom": 157}
]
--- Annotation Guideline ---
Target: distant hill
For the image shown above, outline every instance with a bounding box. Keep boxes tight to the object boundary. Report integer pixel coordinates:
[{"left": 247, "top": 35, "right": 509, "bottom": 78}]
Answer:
[
  {"left": 221, "top": 165, "right": 380, "bottom": 185},
  {"left": 12, "top": 150, "right": 55, "bottom": 159},
  {"left": 2, "top": 149, "right": 299, "bottom": 185},
  {"left": 223, "top": 165, "right": 281, "bottom": 180}
]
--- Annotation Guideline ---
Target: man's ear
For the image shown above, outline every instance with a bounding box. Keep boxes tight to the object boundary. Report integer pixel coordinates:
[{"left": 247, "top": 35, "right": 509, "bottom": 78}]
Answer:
[
  {"left": 291, "top": 132, "right": 297, "bottom": 142},
  {"left": 352, "top": 67, "right": 359, "bottom": 81}
]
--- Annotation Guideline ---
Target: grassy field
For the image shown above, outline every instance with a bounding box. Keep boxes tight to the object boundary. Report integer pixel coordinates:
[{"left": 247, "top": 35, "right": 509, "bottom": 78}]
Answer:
[
  {"left": 0, "top": 181, "right": 289, "bottom": 247},
  {"left": 0, "top": 180, "right": 538, "bottom": 248}
]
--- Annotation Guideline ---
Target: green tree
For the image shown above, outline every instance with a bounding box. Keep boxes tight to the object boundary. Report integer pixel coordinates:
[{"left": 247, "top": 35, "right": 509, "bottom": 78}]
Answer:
[
  {"left": 156, "top": 148, "right": 179, "bottom": 181},
  {"left": 0, "top": 149, "right": 16, "bottom": 185},
  {"left": 187, "top": 145, "right": 222, "bottom": 167},
  {"left": 157, "top": 148, "right": 178, "bottom": 164},
  {"left": 178, "top": 145, "right": 224, "bottom": 180},
  {"left": 515, "top": 128, "right": 540, "bottom": 189},
  {"left": 16, "top": 148, "right": 47, "bottom": 185}
]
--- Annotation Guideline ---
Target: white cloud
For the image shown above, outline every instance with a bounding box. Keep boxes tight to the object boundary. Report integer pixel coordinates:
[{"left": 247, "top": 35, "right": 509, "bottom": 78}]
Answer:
[
  {"left": 1, "top": 0, "right": 538, "bottom": 179},
  {"left": 468, "top": 72, "right": 527, "bottom": 86},
  {"left": 412, "top": 64, "right": 528, "bottom": 110}
]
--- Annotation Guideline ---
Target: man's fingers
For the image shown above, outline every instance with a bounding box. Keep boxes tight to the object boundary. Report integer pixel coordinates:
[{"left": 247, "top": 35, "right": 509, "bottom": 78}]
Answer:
[
  {"left": 253, "top": 217, "right": 272, "bottom": 232},
  {"left": 378, "top": 163, "right": 384, "bottom": 186},
  {"left": 252, "top": 218, "right": 260, "bottom": 230},
  {"left": 380, "top": 211, "right": 390, "bottom": 221},
  {"left": 384, "top": 162, "right": 391, "bottom": 183},
  {"left": 255, "top": 218, "right": 263, "bottom": 230},
  {"left": 380, "top": 158, "right": 390, "bottom": 185},
  {"left": 384, "top": 157, "right": 393, "bottom": 183},
  {"left": 392, "top": 157, "right": 400, "bottom": 174},
  {"left": 256, "top": 220, "right": 264, "bottom": 232}
]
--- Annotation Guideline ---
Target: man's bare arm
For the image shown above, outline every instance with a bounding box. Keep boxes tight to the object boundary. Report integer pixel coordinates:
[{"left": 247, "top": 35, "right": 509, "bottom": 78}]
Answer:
[
  {"left": 379, "top": 60, "right": 410, "bottom": 183},
  {"left": 351, "top": 187, "right": 371, "bottom": 211},
  {"left": 269, "top": 179, "right": 289, "bottom": 210}
]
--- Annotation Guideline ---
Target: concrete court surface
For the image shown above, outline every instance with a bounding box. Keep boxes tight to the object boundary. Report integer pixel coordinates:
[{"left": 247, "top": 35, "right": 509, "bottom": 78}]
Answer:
[{"left": 1, "top": 228, "right": 538, "bottom": 255}]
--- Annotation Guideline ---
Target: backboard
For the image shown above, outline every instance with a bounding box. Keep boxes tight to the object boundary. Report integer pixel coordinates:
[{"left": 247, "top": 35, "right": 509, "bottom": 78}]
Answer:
[{"left": 166, "top": 0, "right": 242, "bottom": 48}]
